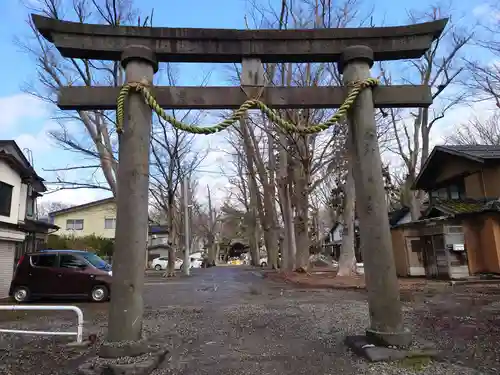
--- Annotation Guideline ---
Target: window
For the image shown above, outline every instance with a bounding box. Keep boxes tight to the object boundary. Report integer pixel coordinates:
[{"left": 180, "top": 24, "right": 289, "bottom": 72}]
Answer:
[
  {"left": 409, "top": 239, "right": 424, "bottom": 263},
  {"left": 59, "top": 254, "right": 87, "bottom": 269},
  {"left": 104, "top": 218, "right": 116, "bottom": 229},
  {"left": 0, "top": 181, "right": 13, "bottom": 217},
  {"left": 448, "top": 226, "right": 463, "bottom": 234},
  {"left": 31, "top": 254, "right": 57, "bottom": 268},
  {"left": 80, "top": 252, "right": 109, "bottom": 270},
  {"left": 26, "top": 196, "right": 34, "bottom": 217},
  {"left": 430, "top": 179, "right": 466, "bottom": 201},
  {"left": 66, "top": 219, "right": 84, "bottom": 230},
  {"left": 449, "top": 180, "right": 466, "bottom": 200}
]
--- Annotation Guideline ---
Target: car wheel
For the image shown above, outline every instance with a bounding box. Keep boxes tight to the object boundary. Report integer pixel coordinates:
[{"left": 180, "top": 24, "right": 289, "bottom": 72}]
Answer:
[
  {"left": 154, "top": 264, "right": 162, "bottom": 271},
  {"left": 12, "top": 286, "right": 30, "bottom": 303},
  {"left": 261, "top": 262, "right": 267, "bottom": 267},
  {"left": 90, "top": 285, "right": 109, "bottom": 303}
]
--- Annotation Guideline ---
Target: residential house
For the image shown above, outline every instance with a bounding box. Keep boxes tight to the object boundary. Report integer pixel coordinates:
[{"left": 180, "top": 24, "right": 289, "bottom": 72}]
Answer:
[
  {"left": 147, "top": 224, "right": 170, "bottom": 264},
  {"left": 49, "top": 197, "right": 116, "bottom": 239},
  {"left": 0, "top": 140, "right": 59, "bottom": 298},
  {"left": 323, "top": 221, "right": 357, "bottom": 260},
  {"left": 391, "top": 145, "right": 500, "bottom": 279},
  {"left": 324, "top": 209, "right": 412, "bottom": 262},
  {"left": 147, "top": 225, "right": 208, "bottom": 266}
]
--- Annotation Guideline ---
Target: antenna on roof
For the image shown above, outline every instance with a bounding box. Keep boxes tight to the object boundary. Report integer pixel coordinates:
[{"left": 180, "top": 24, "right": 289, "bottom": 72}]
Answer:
[{"left": 23, "top": 148, "right": 34, "bottom": 167}]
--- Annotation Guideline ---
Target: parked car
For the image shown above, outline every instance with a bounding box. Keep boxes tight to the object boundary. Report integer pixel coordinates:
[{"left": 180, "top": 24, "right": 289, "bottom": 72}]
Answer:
[
  {"left": 152, "top": 257, "right": 183, "bottom": 271},
  {"left": 189, "top": 258, "right": 203, "bottom": 269},
  {"left": 152, "top": 257, "right": 202, "bottom": 271},
  {"left": 9, "top": 250, "right": 112, "bottom": 303}
]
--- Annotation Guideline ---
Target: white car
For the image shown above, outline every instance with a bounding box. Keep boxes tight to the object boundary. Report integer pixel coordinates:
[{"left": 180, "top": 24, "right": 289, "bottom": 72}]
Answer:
[
  {"left": 190, "top": 258, "right": 203, "bottom": 269},
  {"left": 152, "top": 256, "right": 203, "bottom": 271},
  {"left": 152, "top": 257, "right": 183, "bottom": 271}
]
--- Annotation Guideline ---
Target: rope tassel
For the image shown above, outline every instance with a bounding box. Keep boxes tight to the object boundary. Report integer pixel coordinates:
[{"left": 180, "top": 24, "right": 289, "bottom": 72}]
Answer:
[{"left": 115, "top": 78, "right": 379, "bottom": 135}]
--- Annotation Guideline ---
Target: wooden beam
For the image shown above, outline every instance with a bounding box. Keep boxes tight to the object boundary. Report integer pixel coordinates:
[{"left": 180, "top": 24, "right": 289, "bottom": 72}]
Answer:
[
  {"left": 58, "top": 85, "right": 433, "bottom": 110},
  {"left": 32, "top": 14, "right": 448, "bottom": 63}
]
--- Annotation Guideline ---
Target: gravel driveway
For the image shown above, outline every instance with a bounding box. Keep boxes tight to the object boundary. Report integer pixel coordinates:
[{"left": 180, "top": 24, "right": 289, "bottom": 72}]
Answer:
[{"left": 1, "top": 267, "right": 498, "bottom": 374}]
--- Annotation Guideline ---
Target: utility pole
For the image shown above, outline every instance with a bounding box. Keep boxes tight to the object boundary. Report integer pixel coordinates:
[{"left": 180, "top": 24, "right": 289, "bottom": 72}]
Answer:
[{"left": 183, "top": 176, "right": 190, "bottom": 276}]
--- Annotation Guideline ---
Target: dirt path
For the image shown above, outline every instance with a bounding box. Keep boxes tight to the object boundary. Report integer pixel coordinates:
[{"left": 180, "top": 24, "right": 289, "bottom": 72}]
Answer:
[{"left": 1, "top": 267, "right": 497, "bottom": 374}]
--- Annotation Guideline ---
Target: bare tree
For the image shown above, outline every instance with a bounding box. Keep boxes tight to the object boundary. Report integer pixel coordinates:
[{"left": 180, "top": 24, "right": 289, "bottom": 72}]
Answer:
[
  {"left": 149, "top": 65, "right": 207, "bottom": 276},
  {"left": 447, "top": 112, "right": 500, "bottom": 145},
  {"left": 464, "top": 1, "right": 499, "bottom": 106},
  {"left": 223, "top": 128, "right": 262, "bottom": 266},
  {"left": 36, "top": 200, "right": 71, "bottom": 219},
  {"left": 382, "top": 7, "right": 472, "bottom": 219},
  {"left": 217, "top": 0, "right": 383, "bottom": 273},
  {"left": 19, "top": 0, "right": 153, "bottom": 194}
]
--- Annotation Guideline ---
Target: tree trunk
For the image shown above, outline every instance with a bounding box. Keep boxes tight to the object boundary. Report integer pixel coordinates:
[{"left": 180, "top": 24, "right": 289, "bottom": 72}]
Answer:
[
  {"left": 246, "top": 121, "right": 279, "bottom": 268},
  {"left": 402, "top": 176, "right": 421, "bottom": 221},
  {"left": 337, "top": 158, "right": 356, "bottom": 276},
  {"left": 244, "top": 212, "right": 260, "bottom": 265},
  {"left": 254, "top": 189, "right": 274, "bottom": 267},
  {"left": 293, "top": 165, "right": 310, "bottom": 271},
  {"left": 265, "top": 127, "right": 280, "bottom": 268},
  {"left": 207, "top": 188, "right": 216, "bottom": 266},
  {"left": 278, "top": 186, "right": 296, "bottom": 271},
  {"left": 240, "top": 117, "right": 272, "bottom": 267},
  {"left": 215, "top": 240, "right": 220, "bottom": 263},
  {"left": 286, "top": 182, "right": 297, "bottom": 271},
  {"left": 277, "top": 130, "right": 296, "bottom": 271},
  {"left": 287, "top": 183, "right": 297, "bottom": 270},
  {"left": 166, "top": 202, "right": 176, "bottom": 277}
]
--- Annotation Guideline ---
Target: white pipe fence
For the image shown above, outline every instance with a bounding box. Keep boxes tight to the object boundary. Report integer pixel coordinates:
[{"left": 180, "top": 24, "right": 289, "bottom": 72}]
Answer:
[{"left": 0, "top": 305, "right": 84, "bottom": 343}]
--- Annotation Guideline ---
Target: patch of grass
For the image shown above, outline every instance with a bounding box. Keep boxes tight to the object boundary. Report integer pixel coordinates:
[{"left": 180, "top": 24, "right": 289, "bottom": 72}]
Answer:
[{"left": 396, "top": 356, "right": 432, "bottom": 371}]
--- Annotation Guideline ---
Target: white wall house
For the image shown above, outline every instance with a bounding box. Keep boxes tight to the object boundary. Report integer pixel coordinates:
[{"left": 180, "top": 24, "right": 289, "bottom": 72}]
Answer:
[{"left": 0, "top": 141, "right": 58, "bottom": 299}]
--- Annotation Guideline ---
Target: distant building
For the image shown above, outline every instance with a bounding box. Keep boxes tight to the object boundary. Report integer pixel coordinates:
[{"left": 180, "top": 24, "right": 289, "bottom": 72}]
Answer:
[{"left": 49, "top": 197, "right": 116, "bottom": 239}]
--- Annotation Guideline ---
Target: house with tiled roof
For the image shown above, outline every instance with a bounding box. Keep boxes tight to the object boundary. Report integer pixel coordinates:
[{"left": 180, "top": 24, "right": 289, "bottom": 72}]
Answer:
[
  {"left": 0, "top": 140, "right": 59, "bottom": 298},
  {"left": 391, "top": 145, "right": 500, "bottom": 279}
]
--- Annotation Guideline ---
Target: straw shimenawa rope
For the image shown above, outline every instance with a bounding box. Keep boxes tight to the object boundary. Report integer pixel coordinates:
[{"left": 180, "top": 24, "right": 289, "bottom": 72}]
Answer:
[{"left": 115, "top": 78, "right": 379, "bottom": 135}]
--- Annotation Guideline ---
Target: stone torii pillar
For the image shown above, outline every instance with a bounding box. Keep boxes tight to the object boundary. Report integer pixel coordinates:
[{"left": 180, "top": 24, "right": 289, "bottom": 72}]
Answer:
[
  {"left": 340, "top": 46, "right": 410, "bottom": 347},
  {"left": 107, "top": 45, "right": 158, "bottom": 342}
]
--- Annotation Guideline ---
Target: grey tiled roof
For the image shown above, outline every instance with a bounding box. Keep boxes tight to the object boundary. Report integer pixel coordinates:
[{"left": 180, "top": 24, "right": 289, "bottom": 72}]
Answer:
[{"left": 439, "top": 145, "right": 500, "bottom": 159}]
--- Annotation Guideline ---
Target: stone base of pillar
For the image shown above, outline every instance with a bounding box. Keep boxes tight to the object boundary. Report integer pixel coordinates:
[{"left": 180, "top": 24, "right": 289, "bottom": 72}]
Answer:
[
  {"left": 345, "top": 334, "right": 438, "bottom": 362},
  {"left": 366, "top": 327, "right": 413, "bottom": 347},
  {"left": 77, "top": 340, "right": 169, "bottom": 375}
]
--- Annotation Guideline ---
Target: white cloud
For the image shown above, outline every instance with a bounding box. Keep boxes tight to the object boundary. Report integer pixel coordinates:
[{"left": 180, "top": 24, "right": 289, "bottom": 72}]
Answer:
[
  {"left": 0, "top": 93, "right": 110, "bottom": 206},
  {"left": 15, "top": 124, "right": 55, "bottom": 156},
  {"left": 0, "top": 94, "right": 48, "bottom": 131},
  {"left": 473, "top": 4, "right": 500, "bottom": 21}
]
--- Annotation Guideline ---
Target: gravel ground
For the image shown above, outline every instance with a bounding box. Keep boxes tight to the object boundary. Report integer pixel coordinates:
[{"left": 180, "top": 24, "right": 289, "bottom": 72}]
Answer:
[{"left": 0, "top": 267, "right": 497, "bottom": 374}]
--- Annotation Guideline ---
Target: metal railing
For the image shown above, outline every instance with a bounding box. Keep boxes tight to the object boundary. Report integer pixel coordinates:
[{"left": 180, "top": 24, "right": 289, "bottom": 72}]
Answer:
[{"left": 0, "top": 305, "right": 84, "bottom": 343}]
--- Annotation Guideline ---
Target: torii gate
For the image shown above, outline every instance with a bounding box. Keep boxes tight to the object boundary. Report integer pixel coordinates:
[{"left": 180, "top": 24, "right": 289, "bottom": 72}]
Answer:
[{"left": 33, "top": 14, "right": 447, "bottom": 352}]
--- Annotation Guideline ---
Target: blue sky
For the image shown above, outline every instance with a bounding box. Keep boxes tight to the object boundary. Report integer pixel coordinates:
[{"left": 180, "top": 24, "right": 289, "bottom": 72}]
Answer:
[{"left": 0, "top": 0, "right": 495, "bottom": 205}]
